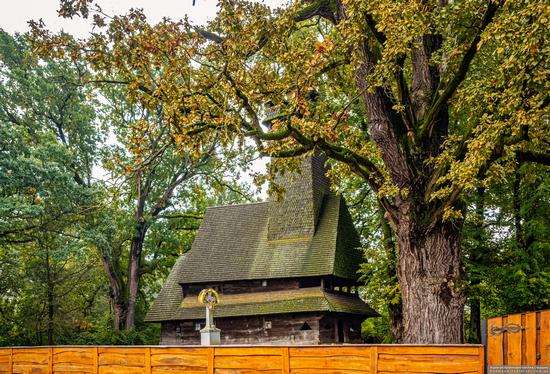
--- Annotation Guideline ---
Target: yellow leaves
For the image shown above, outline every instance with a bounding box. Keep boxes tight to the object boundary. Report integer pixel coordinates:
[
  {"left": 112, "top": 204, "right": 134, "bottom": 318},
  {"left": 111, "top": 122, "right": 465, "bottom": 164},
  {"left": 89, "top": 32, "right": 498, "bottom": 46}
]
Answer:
[
  {"left": 314, "top": 36, "right": 334, "bottom": 55},
  {"left": 25, "top": 186, "right": 37, "bottom": 195},
  {"left": 442, "top": 206, "right": 463, "bottom": 222},
  {"left": 392, "top": 103, "right": 406, "bottom": 113}
]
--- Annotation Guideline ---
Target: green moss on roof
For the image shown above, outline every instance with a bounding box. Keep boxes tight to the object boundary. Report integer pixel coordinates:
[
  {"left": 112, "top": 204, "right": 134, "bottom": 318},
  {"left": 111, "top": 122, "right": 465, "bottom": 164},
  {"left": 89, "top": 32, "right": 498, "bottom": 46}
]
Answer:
[
  {"left": 170, "top": 194, "right": 359, "bottom": 284},
  {"left": 167, "top": 288, "right": 377, "bottom": 321},
  {"left": 146, "top": 255, "right": 186, "bottom": 321}
]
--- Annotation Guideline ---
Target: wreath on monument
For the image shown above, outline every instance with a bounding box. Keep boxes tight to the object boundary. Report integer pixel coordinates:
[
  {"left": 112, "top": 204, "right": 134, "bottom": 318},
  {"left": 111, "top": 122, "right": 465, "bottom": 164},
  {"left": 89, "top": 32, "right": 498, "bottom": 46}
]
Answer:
[{"left": 198, "top": 288, "right": 220, "bottom": 310}]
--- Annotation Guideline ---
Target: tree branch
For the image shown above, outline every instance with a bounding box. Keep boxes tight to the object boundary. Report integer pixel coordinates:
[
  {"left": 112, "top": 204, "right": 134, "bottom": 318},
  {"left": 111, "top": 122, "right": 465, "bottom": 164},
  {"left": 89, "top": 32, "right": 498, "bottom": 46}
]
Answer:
[
  {"left": 194, "top": 27, "right": 223, "bottom": 44},
  {"left": 517, "top": 150, "right": 550, "bottom": 166},
  {"left": 365, "top": 13, "right": 386, "bottom": 45},
  {"left": 419, "top": 0, "right": 501, "bottom": 139},
  {"left": 295, "top": 0, "right": 337, "bottom": 24}
]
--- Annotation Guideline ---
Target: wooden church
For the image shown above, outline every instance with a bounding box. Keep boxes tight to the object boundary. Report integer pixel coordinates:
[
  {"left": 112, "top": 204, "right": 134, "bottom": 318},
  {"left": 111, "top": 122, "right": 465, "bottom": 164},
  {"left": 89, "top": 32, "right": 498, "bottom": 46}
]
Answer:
[{"left": 145, "top": 153, "right": 377, "bottom": 345}]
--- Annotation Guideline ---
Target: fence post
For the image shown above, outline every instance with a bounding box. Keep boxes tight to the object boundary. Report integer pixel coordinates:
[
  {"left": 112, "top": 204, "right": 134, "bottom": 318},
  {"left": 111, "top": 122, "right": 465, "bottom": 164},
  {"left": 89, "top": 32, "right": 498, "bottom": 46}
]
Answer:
[
  {"left": 208, "top": 347, "right": 214, "bottom": 374},
  {"left": 9, "top": 348, "right": 12, "bottom": 374},
  {"left": 282, "top": 346, "right": 290, "bottom": 374},
  {"left": 370, "top": 346, "right": 378, "bottom": 374},
  {"left": 478, "top": 346, "right": 485, "bottom": 374},
  {"left": 48, "top": 347, "right": 53, "bottom": 373},
  {"left": 145, "top": 347, "right": 151, "bottom": 374},
  {"left": 93, "top": 347, "right": 98, "bottom": 374},
  {"left": 481, "top": 318, "right": 488, "bottom": 374}
]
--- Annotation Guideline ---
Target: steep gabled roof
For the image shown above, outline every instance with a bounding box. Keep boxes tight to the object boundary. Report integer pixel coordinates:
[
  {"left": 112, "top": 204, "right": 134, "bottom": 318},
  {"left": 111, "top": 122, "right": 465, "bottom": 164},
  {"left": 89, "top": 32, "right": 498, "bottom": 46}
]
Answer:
[
  {"left": 145, "top": 154, "right": 367, "bottom": 323},
  {"left": 173, "top": 194, "right": 361, "bottom": 284}
]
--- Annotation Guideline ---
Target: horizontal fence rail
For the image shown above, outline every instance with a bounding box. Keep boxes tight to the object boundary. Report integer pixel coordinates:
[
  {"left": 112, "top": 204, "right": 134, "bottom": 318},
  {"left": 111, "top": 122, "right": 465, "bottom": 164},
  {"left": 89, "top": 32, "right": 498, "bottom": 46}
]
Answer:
[{"left": 0, "top": 344, "right": 484, "bottom": 374}]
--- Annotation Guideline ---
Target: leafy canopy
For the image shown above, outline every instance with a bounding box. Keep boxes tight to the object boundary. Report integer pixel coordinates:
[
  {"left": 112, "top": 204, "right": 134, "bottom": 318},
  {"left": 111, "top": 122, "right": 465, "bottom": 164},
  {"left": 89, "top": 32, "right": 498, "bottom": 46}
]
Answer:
[{"left": 30, "top": 0, "right": 549, "bottom": 212}]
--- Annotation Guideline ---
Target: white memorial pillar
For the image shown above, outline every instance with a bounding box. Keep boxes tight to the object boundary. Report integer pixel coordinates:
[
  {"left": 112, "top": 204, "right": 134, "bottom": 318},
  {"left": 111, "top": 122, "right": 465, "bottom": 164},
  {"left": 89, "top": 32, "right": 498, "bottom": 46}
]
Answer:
[{"left": 198, "top": 288, "right": 221, "bottom": 345}]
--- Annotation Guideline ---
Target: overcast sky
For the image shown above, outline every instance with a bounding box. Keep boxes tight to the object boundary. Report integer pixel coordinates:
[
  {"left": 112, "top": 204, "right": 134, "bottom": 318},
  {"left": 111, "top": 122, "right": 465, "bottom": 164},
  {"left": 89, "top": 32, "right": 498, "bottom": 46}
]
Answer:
[{"left": 1, "top": 0, "right": 285, "bottom": 37}]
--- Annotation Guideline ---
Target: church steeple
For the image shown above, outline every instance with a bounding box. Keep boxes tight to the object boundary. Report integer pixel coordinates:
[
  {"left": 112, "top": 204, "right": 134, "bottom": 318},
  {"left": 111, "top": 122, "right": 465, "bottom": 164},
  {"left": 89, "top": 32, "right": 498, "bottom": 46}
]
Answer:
[{"left": 267, "top": 153, "right": 331, "bottom": 241}]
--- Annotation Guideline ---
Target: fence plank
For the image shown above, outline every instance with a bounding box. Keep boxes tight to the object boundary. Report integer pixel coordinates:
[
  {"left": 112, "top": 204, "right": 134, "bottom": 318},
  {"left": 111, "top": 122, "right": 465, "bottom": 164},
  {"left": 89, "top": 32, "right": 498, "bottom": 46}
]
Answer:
[
  {"left": 290, "top": 346, "right": 372, "bottom": 357},
  {"left": 486, "top": 308, "right": 550, "bottom": 367},
  {"left": 282, "top": 346, "right": 290, "bottom": 374},
  {"left": 0, "top": 348, "right": 11, "bottom": 374},
  {"left": 377, "top": 351, "right": 480, "bottom": 373},
  {"left": 507, "top": 313, "right": 522, "bottom": 365},
  {"left": 207, "top": 347, "right": 214, "bottom": 374},
  {"left": 94, "top": 347, "right": 99, "bottom": 374},
  {"left": 525, "top": 311, "right": 537, "bottom": 365},
  {"left": 12, "top": 347, "right": 49, "bottom": 374},
  {"left": 377, "top": 345, "right": 480, "bottom": 355},
  {"left": 52, "top": 346, "right": 95, "bottom": 373},
  {"left": 478, "top": 346, "right": 485, "bottom": 374},
  {"left": 540, "top": 310, "right": 550, "bottom": 364},
  {"left": 48, "top": 347, "right": 53, "bottom": 373},
  {"left": 487, "top": 316, "right": 504, "bottom": 365},
  {"left": 150, "top": 347, "right": 207, "bottom": 372},
  {"left": 370, "top": 346, "right": 377, "bottom": 374},
  {"left": 145, "top": 347, "right": 151, "bottom": 374}
]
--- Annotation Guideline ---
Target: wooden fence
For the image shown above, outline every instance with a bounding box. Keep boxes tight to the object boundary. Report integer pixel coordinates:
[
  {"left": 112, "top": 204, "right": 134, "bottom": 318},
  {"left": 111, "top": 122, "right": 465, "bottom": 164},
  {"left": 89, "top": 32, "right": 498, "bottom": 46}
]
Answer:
[
  {"left": 486, "top": 309, "right": 550, "bottom": 366},
  {"left": 0, "top": 345, "right": 484, "bottom": 373}
]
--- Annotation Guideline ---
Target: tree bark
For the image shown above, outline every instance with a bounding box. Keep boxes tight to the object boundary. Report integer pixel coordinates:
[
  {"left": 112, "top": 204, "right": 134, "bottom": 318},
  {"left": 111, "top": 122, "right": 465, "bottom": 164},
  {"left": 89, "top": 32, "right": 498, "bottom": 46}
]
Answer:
[
  {"left": 99, "top": 254, "right": 127, "bottom": 330},
  {"left": 513, "top": 170, "right": 524, "bottom": 248},
  {"left": 354, "top": 42, "right": 465, "bottom": 343},
  {"left": 378, "top": 204, "right": 403, "bottom": 343},
  {"left": 125, "top": 224, "right": 147, "bottom": 330},
  {"left": 396, "top": 220, "right": 465, "bottom": 344},
  {"left": 468, "top": 187, "right": 485, "bottom": 344},
  {"left": 45, "top": 244, "right": 54, "bottom": 345},
  {"left": 469, "top": 298, "right": 481, "bottom": 343}
]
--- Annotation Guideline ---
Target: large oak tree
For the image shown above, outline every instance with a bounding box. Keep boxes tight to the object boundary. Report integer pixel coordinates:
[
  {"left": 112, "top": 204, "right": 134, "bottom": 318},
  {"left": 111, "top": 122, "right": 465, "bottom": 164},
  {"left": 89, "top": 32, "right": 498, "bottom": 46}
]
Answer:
[{"left": 31, "top": 0, "right": 549, "bottom": 343}]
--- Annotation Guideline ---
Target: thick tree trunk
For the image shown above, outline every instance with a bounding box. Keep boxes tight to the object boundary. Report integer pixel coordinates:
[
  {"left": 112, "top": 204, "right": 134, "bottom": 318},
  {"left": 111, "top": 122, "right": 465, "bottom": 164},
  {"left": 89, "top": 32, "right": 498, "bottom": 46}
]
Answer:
[
  {"left": 125, "top": 225, "right": 147, "bottom": 330},
  {"left": 388, "top": 302, "right": 404, "bottom": 343},
  {"left": 99, "top": 254, "right": 127, "bottom": 330},
  {"left": 396, "top": 221, "right": 465, "bottom": 344},
  {"left": 469, "top": 298, "right": 481, "bottom": 343},
  {"left": 113, "top": 300, "right": 127, "bottom": 331}
]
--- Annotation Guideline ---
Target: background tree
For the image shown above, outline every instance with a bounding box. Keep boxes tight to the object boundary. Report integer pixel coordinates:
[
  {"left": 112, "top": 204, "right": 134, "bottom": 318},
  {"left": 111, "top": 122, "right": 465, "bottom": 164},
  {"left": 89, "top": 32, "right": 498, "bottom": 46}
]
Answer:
[
  {"left": 0, "top": 31, "right": 103, "bottom": 345},
  {"left": 0, "top": 30, "right": 257, "bottom": 344}
]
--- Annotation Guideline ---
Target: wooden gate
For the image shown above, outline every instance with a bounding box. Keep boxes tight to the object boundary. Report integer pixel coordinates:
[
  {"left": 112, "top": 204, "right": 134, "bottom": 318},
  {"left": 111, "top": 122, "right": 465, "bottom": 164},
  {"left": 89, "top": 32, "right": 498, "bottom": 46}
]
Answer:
[{"left": 486, "top": 309, "right": 550, "bottom": 368}]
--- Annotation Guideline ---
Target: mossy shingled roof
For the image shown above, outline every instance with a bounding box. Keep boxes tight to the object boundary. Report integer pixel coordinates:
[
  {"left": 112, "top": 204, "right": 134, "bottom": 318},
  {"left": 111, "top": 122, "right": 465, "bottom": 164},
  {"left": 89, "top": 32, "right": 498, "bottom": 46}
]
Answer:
[
  {"left": 175, "top": 194, "right": 361, "bottom": 284},
  {"left": 167, "top": 287, "right": 377, "bottom": 321},
  {"left": 145, "top": 195, "right": 365, "bottom": 323}
]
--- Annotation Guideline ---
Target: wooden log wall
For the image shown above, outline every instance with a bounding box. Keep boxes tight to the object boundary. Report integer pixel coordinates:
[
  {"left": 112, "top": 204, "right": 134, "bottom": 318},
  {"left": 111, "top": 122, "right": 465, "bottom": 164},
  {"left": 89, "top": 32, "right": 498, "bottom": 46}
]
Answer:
[
  {"left": 0, "top": 345, "right": 484, "bottom": 373},
  {"left": 486, "top": 309, "right": 550, "bottom": 366}
]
